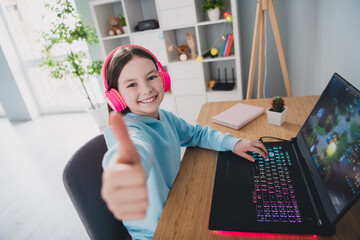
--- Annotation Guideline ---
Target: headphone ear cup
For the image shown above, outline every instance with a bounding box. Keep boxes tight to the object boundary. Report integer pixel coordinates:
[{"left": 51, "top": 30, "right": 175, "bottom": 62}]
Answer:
[
  {"left": 158, "top": 68, "right": 171, "bottom": 92},
  {"left": 104, "top": 89, "right": 127, "bottom": 112}
]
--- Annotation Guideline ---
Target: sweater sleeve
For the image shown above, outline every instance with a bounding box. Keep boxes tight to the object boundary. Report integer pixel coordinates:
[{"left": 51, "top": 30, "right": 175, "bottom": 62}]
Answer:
[
  {"left": 168, "top": 112, "right": 241, "bottom": 152},
  {"left": 102, "top": 126, "right": 155, "bottom": 178}
]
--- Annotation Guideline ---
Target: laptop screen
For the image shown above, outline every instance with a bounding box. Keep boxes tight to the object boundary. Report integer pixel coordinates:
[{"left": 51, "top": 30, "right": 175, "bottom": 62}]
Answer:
[{"left": 300, "top": 74, "right": 360, "bottom": 214}]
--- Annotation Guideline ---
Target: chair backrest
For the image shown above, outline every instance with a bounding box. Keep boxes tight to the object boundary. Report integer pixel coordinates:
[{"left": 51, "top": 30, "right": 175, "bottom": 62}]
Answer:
[{"left": 63, "top": 134, "right": 131, "bottom": 240}]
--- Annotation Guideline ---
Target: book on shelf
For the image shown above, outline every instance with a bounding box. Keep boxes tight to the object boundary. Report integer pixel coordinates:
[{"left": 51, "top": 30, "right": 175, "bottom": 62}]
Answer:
[
  {"left": 220, "top": 35, "right": 228, "bottom": 57},
  {"left": 225, "top": 34, "right": 234, "bottom": 56},
  {"left": 223, "top": 34, "right": 231, "bottom": 57}
]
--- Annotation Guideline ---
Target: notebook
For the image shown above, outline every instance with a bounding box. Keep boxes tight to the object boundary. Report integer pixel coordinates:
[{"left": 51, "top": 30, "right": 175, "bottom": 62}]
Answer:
[
  {"left": 213, "top": 103, "right": 265, "bottom": 130},
  {"left": 209, "top": 73, "right": 360, "bottom": 236}
]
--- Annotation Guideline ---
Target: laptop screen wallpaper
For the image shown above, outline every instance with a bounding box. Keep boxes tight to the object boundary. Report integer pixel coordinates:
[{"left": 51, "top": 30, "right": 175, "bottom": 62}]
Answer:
[{"left": 300, "top": 76, "right": 360, "bottom": 214}]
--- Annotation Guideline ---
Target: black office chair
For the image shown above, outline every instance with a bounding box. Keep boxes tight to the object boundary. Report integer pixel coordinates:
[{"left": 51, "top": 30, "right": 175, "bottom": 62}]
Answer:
[{"left": 63, "top": 134, "right": 131, "bottom": 240}]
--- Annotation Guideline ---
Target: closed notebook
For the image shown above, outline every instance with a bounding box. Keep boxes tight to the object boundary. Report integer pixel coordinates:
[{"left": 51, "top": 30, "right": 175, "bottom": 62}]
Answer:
[{"left": 212, "top": 103, "right": 265, "bottom": 130}]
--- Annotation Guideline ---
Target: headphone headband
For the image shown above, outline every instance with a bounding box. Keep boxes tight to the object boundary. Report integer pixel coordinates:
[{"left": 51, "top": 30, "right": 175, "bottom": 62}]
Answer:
[{"left": 102, "top": 45, "right": 161, "bottom": 89}]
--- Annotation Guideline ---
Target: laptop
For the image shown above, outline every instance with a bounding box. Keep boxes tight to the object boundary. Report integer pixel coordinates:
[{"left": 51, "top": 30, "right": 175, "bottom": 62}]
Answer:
[{"left": 209, "top": 73, "right": 360, "bottom": 236}]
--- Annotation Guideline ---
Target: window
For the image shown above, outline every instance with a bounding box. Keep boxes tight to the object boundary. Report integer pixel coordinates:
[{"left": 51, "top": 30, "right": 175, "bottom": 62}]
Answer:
[
  {"left": 1, "top": 0, "right": 102, "bottom": 114},
  {"left": 0, "top": 102, "right": 5, "bottom": 117}
]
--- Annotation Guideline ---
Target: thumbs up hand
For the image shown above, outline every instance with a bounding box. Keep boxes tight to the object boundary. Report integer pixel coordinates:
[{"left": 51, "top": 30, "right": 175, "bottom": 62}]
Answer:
[{"left": 101, "top": 113, "right": 149, "bottom": 220}]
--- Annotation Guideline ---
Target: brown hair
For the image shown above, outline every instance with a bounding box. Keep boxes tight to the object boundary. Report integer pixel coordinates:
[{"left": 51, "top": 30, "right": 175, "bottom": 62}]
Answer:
[{"left": 105, "top": 46, "right": 158, "bottom": 114}]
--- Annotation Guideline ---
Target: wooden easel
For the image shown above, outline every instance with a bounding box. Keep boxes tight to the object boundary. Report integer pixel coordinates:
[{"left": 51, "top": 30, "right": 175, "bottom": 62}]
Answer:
[{"left": 246, "top": 0, "right": 292, "bottom": 99}]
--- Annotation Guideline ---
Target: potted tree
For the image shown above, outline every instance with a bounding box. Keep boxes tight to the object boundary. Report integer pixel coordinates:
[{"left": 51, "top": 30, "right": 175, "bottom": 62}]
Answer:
[
  {"left": 202, "top": 0, "right": 225, "bottom": 21},
  {"left": 266, "top": 96, "right": 288, "bottom": 126},
  {"left": 39, "top": 0, "right": 107, "bottom": 130}
]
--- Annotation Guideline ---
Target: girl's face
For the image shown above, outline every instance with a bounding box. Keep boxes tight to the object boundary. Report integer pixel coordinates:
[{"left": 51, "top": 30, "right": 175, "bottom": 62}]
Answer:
[{"left": 117, "top": 56, "right": 164, "bottom": 118}]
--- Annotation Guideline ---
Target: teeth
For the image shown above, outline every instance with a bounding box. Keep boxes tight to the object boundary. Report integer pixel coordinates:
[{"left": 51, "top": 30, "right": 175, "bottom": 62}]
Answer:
[{"left": 140, "top": 96, "right": 156, "bottom": 103}]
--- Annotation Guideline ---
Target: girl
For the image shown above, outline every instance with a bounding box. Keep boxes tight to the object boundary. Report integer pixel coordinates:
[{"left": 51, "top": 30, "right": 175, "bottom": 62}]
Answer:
[{"left": 100, "top": 45, "right": 268, "bottom": 240}]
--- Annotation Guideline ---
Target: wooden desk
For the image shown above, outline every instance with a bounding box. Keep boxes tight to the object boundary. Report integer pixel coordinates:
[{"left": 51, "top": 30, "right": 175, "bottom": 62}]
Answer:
[{"left": 153, "top": 96, "right": 360, "bottom": 240}]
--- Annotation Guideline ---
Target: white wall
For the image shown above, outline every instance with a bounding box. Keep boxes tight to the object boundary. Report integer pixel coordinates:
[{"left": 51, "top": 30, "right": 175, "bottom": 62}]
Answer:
[
  {"left": 238, "top": 0, "right": 360, "bottom": 98},
  {"left": 286, "top": 0, "right": 360, "bottom": 96}
]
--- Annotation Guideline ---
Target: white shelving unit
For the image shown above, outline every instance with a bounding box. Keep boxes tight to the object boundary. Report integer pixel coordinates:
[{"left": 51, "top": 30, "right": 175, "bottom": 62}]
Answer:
[{"left": 90, "top": 0, "right": 243, "bottom": 124}]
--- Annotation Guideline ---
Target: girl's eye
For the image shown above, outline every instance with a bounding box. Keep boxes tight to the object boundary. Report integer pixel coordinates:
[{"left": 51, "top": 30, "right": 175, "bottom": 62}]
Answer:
[
  {"left": 148, "top": 75, "right": 157, "bottom": 81},
  {"left": 127, "top": 83, "right": 136, "bottom": 88}
]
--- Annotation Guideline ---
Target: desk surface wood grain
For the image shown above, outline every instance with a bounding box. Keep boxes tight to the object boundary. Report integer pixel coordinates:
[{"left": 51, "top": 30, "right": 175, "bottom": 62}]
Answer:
[{"left": 153, "top": 96, "right": 360, "bottom": 240}]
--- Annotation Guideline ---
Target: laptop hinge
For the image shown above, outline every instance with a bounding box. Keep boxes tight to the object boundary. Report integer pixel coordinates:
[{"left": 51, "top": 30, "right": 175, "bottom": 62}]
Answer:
[{"left": 290, "top": 137, "right": 324, "bottom": 226}]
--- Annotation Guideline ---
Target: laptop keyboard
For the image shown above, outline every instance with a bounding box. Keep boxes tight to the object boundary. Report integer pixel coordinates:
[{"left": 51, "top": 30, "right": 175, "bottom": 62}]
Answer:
[{"left": 252, "top": 146, "right": 302, "bottom": 223}]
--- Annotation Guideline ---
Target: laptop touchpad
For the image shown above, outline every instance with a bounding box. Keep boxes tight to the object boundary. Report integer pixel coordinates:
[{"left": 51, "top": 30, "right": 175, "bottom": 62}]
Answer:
[{"left": 224, "top": 152, "right": 252, "bottom": 183}]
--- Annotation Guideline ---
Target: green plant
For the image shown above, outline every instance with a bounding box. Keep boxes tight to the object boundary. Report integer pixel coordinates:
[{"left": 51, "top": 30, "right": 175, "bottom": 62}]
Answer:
[
  {"left": 270, "top": 96, "right": 285, "bottom": 112},
  {"left": 39, "top": 0, "right": 103, "bottom": 110},
  {"left": 202, "top": 0, "right": 225, "bottom": 11},
  {"left": 119, "top": 15, "right": 127, "bottom": 27}
]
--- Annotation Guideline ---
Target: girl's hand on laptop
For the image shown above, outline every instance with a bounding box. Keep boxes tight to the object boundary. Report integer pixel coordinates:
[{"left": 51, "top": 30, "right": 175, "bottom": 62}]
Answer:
[
  {"left": 101, "top": 113, "right": 149, "bottom": 221},
  {"left": 233, "top": 139, "right": 268, "bottom": 162}
]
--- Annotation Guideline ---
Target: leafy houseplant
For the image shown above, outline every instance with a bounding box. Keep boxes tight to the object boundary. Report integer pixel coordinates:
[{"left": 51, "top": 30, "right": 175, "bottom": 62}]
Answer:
[
  {"left": 202, "top": 0, "right": 225, "bottom": 11},
  {"left": 39, "top": 0, "right": 103, "bottom": 111},
  {"left": 266, "top": 96, "right": 288, "bottom": 126},
  {"left": 202, "top": 0, "right": 225, "bottom": 21}
]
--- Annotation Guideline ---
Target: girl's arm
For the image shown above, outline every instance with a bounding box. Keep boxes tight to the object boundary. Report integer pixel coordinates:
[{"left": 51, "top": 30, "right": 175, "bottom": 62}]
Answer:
[
  {"left": 169, "top": 112, "right": 268, "bottom": 161},
  {"left": 101, "top": 113, "right": 149, "bottom": 221}
]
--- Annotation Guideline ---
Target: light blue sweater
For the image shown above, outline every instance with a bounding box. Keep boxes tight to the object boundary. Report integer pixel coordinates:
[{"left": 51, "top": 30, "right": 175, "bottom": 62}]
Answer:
[{"left": 103, "top": 109, "right": 240, "bottom": 240}]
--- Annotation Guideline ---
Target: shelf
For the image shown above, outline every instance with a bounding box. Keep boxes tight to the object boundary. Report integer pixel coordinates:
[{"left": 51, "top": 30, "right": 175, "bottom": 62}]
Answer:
[
  {"left": 102, "top": 34, "right": 130, "bottom": 41},
  {"left": 203, "top": 56, "right": 235, "bottom": 63},
  {"left": 197, "top": 19, "right": 227, "bottom": 26},
  {"left": 90, "top": 0, "right": 242, "bottom": 124}
]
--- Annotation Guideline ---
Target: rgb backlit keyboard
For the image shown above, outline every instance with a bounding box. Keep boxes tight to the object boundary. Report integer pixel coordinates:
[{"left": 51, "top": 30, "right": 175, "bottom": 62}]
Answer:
[{"left": 252, "top": 146, "right": 302, "bottom": 223}]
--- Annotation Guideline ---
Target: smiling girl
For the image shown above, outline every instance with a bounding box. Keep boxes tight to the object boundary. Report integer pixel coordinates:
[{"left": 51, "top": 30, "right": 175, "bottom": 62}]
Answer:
[{"left": 100, "top": 45, "right": 268, "bottom": 240}]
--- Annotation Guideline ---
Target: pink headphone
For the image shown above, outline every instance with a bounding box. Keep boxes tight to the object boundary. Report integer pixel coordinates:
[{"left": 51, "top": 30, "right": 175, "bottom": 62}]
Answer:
[{"left": 102, "top": 45, "right": 171, "bottom": 112}]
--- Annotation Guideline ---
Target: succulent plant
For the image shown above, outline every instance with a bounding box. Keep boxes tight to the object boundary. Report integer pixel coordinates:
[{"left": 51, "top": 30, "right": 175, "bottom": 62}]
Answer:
[{"left": 271, "top": 96, "right": 285, "bottom": 112}]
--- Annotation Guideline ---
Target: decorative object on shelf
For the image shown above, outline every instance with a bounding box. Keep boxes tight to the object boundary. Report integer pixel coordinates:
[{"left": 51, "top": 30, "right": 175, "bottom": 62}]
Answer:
[
  {"left": 196, "top": 56, "right": 204, "bottom": 63},
  {"left": 223, "top": 11, "right": 230, "bottom": 18},
  {"left": 208, "top": 80, "right": 216, "bottom": 88},
  {"left": 266, "top": 96, "right": 287, "bottom": 126},
  {"left": 202, "top": 49, "right": 216, "bottom": 58},
  {"left": 246, "top": 0, "right": 292, "bottom": 99},
  {"left": 212, "top": 68, "right": 235, "bottom": 91},
  {"left": 119, "top": 15, "right": 129, "bottom": 34},
  {"left": 202, "top": 0, "right": 225, "bottom": 21},
  {"left": 177, "top": 45, "right": 190, "bottom": 61},
  {"left": 210, "top": 48, "right": 218, "bottom": 57},
  {"left": 135, "top": 19, "right": 159, "bottom": 31},
  {"left": 168, "top": 45, "right": 175, "bottom": 52},
  {"left": 225, "top": 14, "right": 233, "bottom": 22},
  {"left": 185, "top": 32, "right": 197, "bottom": 59},
  {"left": 39, "top": 0, "right": 105, "bottom": 130},
  {"left": 109, "top": 17, "right": 124, "bottom": 35}
]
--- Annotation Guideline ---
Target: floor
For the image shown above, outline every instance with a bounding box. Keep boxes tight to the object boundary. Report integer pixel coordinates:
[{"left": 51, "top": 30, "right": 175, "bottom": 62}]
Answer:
[{"left": 0, "top": 113, "right": 101, "bottom": 240}]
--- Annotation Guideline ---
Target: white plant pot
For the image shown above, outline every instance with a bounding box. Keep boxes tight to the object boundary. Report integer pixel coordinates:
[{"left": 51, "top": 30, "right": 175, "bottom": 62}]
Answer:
[
  {"left": 207, "top": 8, "right": 220, "bottom": 21},
  {"left": 88, "top": 103, "right": 109, "bottom": 131},
  {"left": 266, "top": 107, "right": 288, "bottom": 126},
  {"left": 123, "top": 26, "right": 130, "bottom": 34}
]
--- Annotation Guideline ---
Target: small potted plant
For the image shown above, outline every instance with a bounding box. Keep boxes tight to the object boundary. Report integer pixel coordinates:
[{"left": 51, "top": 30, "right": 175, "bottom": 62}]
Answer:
[
  {"left": 119, "top": 15, "right": 129, "bottom": 34},
  {"left": 266, "top": 96, "right": 288, "bottom": 126},
  {"left": 202, "top": 0, "right": 225, "bottom": 21}
]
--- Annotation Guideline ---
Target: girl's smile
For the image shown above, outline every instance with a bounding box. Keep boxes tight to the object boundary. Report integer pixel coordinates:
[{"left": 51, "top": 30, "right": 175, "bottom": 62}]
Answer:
[
  {"left": 139, "top": 95, "right": 157, "bottom": 104},
  {"left": 117, "top": 56, "right": 164, "bottom": 118}
]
